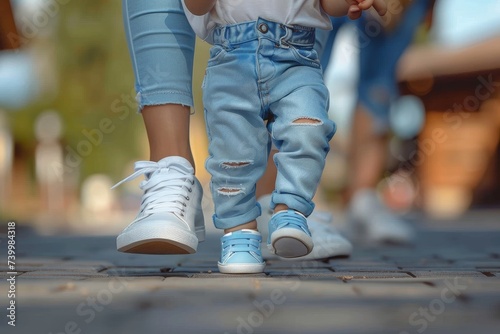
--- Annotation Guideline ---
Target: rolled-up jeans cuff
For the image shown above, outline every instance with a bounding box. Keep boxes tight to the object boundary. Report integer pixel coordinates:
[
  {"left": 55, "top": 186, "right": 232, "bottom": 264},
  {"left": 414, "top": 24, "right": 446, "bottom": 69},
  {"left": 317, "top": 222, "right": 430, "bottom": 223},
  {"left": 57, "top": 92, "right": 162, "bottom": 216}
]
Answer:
[
  {"left": 271, "top": 192, "right": 315, "bottom": 217},
  {"left": 136, "top": 90, "right": 194, "bottom": 113},
  {"left": 213, "top": 204, "right": 262, "bottom": 230}
]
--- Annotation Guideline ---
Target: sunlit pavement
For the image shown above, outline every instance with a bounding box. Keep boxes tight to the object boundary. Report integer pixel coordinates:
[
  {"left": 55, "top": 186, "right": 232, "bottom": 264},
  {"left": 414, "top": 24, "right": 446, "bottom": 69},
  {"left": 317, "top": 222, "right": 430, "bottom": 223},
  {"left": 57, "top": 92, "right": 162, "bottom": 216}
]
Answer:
[{"left": 1, "top": 210, "right": 499, "bottom": 334}]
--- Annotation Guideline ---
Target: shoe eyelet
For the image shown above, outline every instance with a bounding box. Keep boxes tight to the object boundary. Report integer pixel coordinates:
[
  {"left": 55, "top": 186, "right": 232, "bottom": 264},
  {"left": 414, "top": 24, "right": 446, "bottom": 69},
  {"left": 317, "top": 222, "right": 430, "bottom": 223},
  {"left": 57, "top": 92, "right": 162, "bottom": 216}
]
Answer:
[
  {"left": 186, "top": 196, "right": 190, "bottom": 201},
  {"left": 188, "top": 188, "right": 192, "bottom": 193}
]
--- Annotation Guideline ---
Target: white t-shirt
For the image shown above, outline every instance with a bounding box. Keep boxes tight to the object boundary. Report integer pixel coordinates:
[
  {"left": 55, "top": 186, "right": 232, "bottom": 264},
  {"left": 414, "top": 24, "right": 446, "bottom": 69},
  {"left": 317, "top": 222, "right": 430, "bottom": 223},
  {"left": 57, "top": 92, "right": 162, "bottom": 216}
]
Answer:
[{"left": 182, "top": 0, "right": 332, "bottom": 42}]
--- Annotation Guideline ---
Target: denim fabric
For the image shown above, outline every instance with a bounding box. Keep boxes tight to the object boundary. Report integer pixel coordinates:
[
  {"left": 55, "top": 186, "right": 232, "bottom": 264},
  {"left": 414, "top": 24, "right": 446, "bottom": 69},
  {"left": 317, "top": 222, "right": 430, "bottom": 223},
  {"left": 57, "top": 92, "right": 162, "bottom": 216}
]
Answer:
[
  {"left": 122, "top": 0, "right": 195, "bottom": 111},
  {"left": 203, "top": 18, "right": 336, "bottom": 230},
  {"left": 314, "top": 16, "right": 348, "bottom": 68},
  {"left": 315, "top": 0, "right": 431, "bottom": 132},
  {"left": 357, "top": 0, "right": 431, "bottom": 131}
]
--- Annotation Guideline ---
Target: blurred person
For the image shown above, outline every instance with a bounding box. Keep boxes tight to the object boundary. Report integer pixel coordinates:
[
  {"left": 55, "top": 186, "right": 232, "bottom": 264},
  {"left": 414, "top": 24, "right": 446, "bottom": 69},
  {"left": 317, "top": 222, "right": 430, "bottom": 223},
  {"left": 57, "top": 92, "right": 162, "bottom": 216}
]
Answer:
[
  {"left": 316, "top": 0, "right": 435, "bottom": 244},
  {"left": 181, "top": 0, "right": 386, "bottom": 273},
  {"left": 112, "top": 0, "right": 357, "bottom": 262}
]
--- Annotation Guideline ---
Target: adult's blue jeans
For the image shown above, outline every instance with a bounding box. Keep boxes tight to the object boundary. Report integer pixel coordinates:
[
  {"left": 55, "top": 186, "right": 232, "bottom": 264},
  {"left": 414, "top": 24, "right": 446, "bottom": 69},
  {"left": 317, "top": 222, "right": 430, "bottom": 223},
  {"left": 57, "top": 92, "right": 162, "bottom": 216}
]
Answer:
[
  {"left": 122, "top": 0, "right": 195, "bottom": 110},
  {"left": 202, "top": 18, "right": 336, "bottom": 230},
  {"left": 315, "top": 0, "right": 432, "bottom": 132}
]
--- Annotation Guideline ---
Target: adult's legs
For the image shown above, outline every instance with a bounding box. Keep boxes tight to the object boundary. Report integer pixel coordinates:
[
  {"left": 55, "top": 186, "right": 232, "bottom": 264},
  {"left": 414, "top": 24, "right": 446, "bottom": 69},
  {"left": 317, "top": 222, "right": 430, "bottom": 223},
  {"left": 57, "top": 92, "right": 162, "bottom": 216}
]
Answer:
[
  {"left": 346, "top": 0, "right": 432, "bottom": 243},
  {"left": 123, "top": 0, "right": 196, "bottom": 164},
  {"left": 142, "top": 104, "right": 194, "bottom": 166},
  {"left": 346, "top": 106, "right": 388, "bottom": 200},
  {"left": 115, "top": 0, "right": 204, "bottom": 254}
]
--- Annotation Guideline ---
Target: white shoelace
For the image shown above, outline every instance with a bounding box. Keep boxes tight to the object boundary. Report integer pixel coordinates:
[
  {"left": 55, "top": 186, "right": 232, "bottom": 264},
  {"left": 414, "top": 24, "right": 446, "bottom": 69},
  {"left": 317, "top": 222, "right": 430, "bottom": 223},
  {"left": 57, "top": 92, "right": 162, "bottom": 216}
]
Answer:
[{"left": 112, "top": 161, "right": 195, "bottom": 218}]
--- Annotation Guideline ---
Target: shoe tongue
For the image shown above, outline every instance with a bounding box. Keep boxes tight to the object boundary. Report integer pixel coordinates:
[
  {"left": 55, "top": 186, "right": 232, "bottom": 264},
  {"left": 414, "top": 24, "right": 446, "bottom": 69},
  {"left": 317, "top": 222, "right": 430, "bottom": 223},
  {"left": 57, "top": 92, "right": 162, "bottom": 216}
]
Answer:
[
  {"left": 157, "top": 156, "right": 194, "bottom": 174},
  {"left": 143, "top": 157, "right": 195, "bottom": 191}
]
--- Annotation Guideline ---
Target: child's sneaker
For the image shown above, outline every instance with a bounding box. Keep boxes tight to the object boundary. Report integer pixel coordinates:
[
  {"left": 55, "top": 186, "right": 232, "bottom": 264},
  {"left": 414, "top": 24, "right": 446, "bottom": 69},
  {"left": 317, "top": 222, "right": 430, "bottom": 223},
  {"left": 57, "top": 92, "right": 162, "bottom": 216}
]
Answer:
[
  {"left": 218, "top": 229, "right": 265, "bottom": 274},
  {"left": 268, "top": 210, "right": 313, "bottom": 258},
  {"left": 113, "top": 156, "right": 205, "bottom": 254},
  {"left": 257, "top": 195, "right": 352, "bottom": 260}
]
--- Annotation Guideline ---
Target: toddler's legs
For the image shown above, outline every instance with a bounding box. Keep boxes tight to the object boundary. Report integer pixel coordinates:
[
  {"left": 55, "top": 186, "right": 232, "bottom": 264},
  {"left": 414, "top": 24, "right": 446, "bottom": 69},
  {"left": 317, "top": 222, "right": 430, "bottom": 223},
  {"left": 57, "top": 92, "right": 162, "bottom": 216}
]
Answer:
[
  {"left": 266, "top": 57, "right": 335, "bottom": 258},
  {"left": 202, "top": 38, "right": 270, "bottom": 273}
]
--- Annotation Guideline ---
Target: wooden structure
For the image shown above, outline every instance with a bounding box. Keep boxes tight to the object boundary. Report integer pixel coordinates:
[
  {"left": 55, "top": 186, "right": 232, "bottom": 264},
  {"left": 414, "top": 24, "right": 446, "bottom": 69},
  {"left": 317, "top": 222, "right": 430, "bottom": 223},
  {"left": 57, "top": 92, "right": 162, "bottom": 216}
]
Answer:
[{"left": 398, "top": 37, "right": 500, "bottom": 216}]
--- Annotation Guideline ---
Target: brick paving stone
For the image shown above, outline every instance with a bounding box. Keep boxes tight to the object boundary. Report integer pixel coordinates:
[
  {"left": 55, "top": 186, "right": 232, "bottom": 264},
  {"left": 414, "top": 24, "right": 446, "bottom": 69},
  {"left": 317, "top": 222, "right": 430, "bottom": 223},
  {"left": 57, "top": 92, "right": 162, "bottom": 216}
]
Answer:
[
  {"left": 177, "top": 259, "right": 224, "bottom": 267},
  {"left": 18, "top": 271, "right": 109, "bottom": 279},
  {"left": 327, "top": 271, "right": 413, "bottom": 280},
  {"left": 265, "top": 268, "right": 335, "bottom": 278},
  {"left": 449, "top": 277, "right": 500, "bottom": 293},
  {"left": 171, "top": 266, "right": 219, "bottom": 274},
  {"left": 2, "top": 209, "right": 499, "bottom": 334},
  {"left": 16, "top": 275, "right": 90, "bottom": 281},
  {"left": 347, "top": 280, "right": 457, "bottom": 298},
  {"left": 264, "top": 259, "right": 333, "bottom": 269},
  {"left": 474, "top": 266, "right": 500, "bottom": 273},
  {"left": 103, "top": 267, "right": 178, "bottom": 278},
  {"left": 191, "top": 272, "right": 268, "bottom": 278},
  {"left": 397, "top": 264, "right": 479, "bottom": 272},
  {"left": 331, "top": 264, "right": 402, "bottom": 272},
  {"left": 67, "top": 277, "right": 168, "bottom": 293},
  {"left": 20, "top": 261, "right": 112, "bottom": 273},
  {"left": 449, "top": 258, "right": 499, "bottom": 264},
  {"left": 408, "top": 270, "right": 487, "bottom": 278}
]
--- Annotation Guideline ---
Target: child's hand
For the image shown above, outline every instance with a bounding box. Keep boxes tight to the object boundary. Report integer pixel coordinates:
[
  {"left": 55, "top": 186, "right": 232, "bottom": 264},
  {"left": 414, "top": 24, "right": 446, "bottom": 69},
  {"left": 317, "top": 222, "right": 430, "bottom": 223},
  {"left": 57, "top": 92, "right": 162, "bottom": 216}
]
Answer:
[{"left": 346, "top": 0, "right": 387, "bottom": 20}]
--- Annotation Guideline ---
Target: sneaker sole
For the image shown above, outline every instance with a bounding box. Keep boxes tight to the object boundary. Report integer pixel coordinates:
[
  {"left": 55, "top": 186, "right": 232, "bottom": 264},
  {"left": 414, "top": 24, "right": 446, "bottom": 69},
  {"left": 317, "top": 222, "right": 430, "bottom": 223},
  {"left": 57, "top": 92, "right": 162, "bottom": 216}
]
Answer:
[
  {"left": 118, "top": 239, "right": 195, "bottom": 254},
  {"left": 269, "top": 228, "right": 314, "bottom": 258},
  {"left": 218, "top": 262, "right": 265, "bottom": 274},
  {"left": 291, "top": 236, "right": 353, "bottom": 261},
  {"left": 117, "top": 226, "right": 199, "bottom": 254}
]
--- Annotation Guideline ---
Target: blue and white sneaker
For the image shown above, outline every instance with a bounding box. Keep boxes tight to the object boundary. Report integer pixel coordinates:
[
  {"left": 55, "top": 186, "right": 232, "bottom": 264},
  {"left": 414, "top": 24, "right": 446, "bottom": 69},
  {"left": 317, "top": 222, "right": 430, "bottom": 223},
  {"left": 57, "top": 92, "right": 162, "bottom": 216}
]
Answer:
[
  {"left": 257, "top": 195, "right": 352, "bottom": 260},
  {"left": 218, "top": 229, "right": 266, "bottom": 274},
  {"left": 268, "top": 210, "right": 313, "bottom": 258}
]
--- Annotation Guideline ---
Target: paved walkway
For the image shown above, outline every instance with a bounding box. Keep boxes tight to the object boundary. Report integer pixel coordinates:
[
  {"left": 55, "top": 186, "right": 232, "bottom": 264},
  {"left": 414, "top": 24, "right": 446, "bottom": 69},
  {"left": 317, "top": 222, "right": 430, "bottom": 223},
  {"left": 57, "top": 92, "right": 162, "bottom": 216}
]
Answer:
[{"left": 1, "top": 210, "right": 500, "bottom": 334}]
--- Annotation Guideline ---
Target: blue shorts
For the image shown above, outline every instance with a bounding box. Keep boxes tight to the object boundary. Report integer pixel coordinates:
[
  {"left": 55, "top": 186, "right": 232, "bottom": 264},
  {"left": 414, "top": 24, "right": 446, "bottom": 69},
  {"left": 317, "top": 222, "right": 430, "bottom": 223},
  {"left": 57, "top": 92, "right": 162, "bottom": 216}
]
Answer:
[
  {"left": 316, "top": 0, "right": 431, "bottom": 131},
  {"left": 122, "top": 0, "right": 195, "bottom": 110}
]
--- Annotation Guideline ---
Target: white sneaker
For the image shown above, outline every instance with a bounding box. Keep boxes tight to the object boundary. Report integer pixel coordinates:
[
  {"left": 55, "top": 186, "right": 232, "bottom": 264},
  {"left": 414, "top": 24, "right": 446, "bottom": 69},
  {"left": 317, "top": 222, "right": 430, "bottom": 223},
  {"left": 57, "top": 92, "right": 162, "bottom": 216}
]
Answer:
[
  {"left": 293, "top": 211, "right": 353, "bottom": 261},
  {"left": 113, "top": 157, "right": 205, "bottom": 254},
  {"left": 257, "top": 195, "right": 352, "bottom": 260},
  {"left": 348, "top": 189, "right": 415, "bottom": 244}
]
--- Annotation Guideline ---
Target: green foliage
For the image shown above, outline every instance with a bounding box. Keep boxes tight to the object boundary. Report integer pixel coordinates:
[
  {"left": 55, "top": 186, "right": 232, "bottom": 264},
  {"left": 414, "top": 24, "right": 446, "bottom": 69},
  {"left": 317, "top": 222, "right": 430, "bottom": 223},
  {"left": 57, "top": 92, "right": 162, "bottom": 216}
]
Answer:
[{"left": 8, "top": 0, "right": 143, "bottom": 183}]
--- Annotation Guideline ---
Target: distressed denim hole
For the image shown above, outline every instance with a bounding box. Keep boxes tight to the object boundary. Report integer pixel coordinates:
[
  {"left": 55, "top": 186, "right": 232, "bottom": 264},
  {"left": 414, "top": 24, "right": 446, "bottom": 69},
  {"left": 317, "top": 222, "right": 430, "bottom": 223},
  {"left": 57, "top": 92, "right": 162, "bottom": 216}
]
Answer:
[
  {"left": 217, "top": 188, "right": 244, "bottom": 196},
  {"left": 292, "top": 117, "right": 322, "bottom": 125},
  {"left": 221, "top": 161, "right": 252, "bottom": 169}
]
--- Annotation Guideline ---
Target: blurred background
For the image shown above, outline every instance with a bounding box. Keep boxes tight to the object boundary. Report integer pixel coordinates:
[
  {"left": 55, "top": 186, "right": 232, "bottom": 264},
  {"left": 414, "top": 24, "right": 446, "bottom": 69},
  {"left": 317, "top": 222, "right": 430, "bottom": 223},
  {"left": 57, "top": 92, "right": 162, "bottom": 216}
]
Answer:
[{"left": 1, "top": 0, "right": 499, "bottom": 234}]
